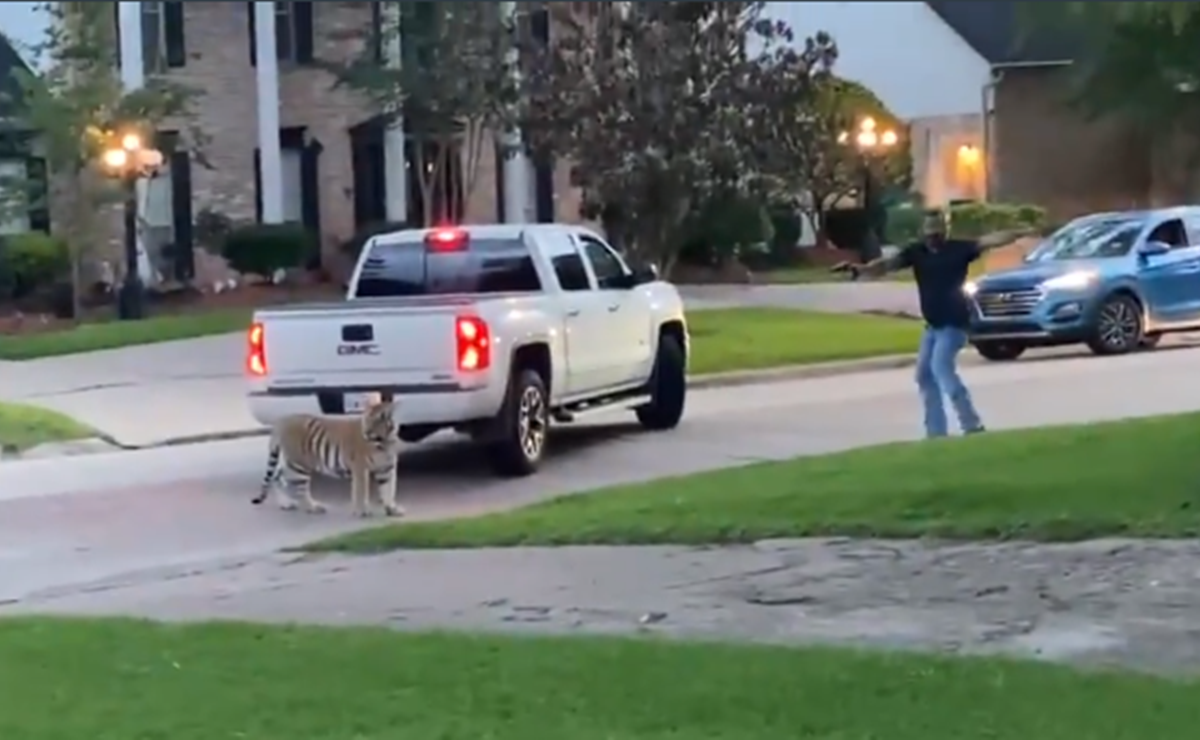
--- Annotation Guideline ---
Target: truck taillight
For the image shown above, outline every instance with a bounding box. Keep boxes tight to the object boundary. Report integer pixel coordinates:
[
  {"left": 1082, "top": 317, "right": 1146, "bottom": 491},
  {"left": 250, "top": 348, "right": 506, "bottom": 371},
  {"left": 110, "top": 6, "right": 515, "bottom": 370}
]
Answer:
[
  {"left": 247, "top": 321, "right": 268, "bottom": 376},
  {"left": 455, "top": 316, "right": 490, "bottom": 372}
]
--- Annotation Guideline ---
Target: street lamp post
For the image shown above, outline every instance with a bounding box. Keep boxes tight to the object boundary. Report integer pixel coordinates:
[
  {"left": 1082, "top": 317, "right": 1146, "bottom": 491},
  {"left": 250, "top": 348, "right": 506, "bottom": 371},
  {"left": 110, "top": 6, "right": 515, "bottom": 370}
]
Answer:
[
  {"left": 839, "top": 116, "right": 898, "bottom": 261},
  {"left": 101, "top": 132, "right": 164, "bottom": 321}
]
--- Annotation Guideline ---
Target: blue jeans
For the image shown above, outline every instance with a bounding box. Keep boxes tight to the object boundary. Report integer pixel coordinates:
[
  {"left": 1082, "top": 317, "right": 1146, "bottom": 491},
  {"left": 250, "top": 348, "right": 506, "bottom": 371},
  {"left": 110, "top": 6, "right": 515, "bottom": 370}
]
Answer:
[{"left": 915, "top": 326, "right": 983, "bottom": 437}]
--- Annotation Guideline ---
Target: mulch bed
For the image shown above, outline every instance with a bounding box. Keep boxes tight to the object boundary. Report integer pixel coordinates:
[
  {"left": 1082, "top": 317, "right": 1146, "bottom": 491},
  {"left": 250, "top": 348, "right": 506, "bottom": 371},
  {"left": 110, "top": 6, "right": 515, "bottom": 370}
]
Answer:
[{"left": 0, "top": 280, "right": 342, "bottom": 337}]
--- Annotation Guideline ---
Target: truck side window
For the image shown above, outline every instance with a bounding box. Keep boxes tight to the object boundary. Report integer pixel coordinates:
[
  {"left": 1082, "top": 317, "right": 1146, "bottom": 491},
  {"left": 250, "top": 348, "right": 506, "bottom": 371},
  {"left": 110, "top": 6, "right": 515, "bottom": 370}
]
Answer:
[
  {"left": 552, "top": 254, "right": 591, "bottom": 291},
  {"left": 578, "top": 235, "right": 627, "bottom": 289},
  {"left": 1148, "top": 219, "right": 1188, "bottom": 249}
]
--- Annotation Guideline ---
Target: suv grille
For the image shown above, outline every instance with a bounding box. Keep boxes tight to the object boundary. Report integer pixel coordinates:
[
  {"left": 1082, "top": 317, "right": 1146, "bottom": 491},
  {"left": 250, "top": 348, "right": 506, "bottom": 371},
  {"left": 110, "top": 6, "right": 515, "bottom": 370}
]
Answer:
[{"left": 975, "top": 287, "right": 1043, "bottom": 318}]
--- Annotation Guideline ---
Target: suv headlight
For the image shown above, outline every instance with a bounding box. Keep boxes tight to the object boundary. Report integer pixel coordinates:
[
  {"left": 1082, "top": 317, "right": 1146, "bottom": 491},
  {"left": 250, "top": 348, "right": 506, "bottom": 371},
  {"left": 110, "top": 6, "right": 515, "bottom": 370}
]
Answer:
[
  {"left": 963, "top": 281, "right": 978, "bottom": 297},
  {"left": 1041, "top": 271, "right": 1098, "bottom": 290}
]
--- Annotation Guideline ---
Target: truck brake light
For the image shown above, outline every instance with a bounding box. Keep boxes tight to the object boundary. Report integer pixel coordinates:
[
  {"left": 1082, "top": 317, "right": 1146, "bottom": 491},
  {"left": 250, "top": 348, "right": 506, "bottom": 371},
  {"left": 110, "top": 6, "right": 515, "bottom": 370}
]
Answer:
[
  {"left": 455, "top": 316, "right": 490, "bottom": 372},
  {"left": 247, "top": 321, "right": 268, "bottom": 376},
  {"left": 425, "top": 227, "right": 469, "bottom": 252}
]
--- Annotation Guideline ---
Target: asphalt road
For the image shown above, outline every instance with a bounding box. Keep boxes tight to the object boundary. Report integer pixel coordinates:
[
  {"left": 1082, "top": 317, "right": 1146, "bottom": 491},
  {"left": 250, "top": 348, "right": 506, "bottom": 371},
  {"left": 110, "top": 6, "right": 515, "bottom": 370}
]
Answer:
[{"left": 5, "top": 343, "right": 1200, "bottom": 605}]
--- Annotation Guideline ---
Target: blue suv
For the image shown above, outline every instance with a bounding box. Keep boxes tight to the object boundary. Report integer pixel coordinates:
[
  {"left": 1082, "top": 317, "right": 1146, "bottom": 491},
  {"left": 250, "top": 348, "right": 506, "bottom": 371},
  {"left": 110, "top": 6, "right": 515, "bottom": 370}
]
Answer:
[{"left": 965, "top": 207, "right": 1200, "bottom": 360}]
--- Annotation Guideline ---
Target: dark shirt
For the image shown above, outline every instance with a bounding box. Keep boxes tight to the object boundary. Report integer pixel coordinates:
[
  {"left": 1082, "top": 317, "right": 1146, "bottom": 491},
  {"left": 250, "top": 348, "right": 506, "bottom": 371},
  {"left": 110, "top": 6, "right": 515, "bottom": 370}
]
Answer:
[{"left": 896, "top": 239, "right": 981, "bottom": 328}]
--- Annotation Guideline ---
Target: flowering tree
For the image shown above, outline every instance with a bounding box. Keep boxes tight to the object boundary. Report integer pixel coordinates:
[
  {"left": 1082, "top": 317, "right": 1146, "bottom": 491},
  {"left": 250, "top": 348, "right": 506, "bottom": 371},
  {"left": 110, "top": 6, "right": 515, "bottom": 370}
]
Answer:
[
  {"left": 519, "top": 1, "right": 797, "bottom": 274},
  {"left": 742, "top": 37, "right": 910, "bottom": 250}
]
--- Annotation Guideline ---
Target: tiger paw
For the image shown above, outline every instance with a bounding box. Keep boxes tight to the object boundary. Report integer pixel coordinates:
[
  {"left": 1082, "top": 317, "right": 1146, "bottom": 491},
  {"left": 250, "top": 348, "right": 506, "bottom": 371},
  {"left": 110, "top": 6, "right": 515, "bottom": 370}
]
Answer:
[
  {"left": 277, "top": 499, "right": 299, "bottom": 512},
  {"left": 304, "top": 502, "right": 328, "bottom": 515},
  {"left": 383, "top": 503, "right": 406, "bottom": 518},
  {"left": 352, "top": 507, "right": 375, "bottom": 519}
]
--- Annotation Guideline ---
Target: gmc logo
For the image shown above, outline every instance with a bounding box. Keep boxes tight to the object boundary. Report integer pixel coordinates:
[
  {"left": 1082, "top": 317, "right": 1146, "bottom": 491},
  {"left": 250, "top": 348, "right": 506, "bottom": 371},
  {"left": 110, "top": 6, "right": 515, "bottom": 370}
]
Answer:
[{"left": 338, "top": 344, "right": 379, "bottom": 356}]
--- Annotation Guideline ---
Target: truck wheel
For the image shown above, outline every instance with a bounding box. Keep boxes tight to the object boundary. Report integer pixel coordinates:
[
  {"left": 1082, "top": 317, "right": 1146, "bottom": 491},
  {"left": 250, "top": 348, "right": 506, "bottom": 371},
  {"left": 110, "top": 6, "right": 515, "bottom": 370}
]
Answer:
[
  {"left": 1086, "top": 294, "right": 1143, "bottom": 356},
  {"left": 484, "top": 368, "right": 548, "bottom": 477},
  {"left": 973, "top": 341, "right": 1026, "bottom": 362},
  {"left": 636, "top": 335, "right": 687, "bottom": 431}
]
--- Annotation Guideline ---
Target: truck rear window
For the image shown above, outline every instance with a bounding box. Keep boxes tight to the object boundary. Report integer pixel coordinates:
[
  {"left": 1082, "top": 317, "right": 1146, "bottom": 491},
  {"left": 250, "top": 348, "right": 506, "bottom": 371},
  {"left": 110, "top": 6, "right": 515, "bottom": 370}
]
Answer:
[{"left": 352, "top": 237, "right": 542, "bottom": 297}]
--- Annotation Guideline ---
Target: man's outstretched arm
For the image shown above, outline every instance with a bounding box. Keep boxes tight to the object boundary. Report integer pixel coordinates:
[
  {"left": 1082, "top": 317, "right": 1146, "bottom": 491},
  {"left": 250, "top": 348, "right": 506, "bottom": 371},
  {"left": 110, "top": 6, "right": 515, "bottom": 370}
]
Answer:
[
  {"left": 976, "top": 227, "right": 1038, "bottom": 251},
  {"left": 830, "top": 251, "right": 909, "bottom": 281}
]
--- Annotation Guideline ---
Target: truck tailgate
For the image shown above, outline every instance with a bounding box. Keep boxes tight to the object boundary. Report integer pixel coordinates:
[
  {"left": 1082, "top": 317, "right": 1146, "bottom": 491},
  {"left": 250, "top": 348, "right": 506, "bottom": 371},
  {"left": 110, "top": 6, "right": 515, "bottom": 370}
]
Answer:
[{"left": 257, "top": 299, "right": 474, "bottom": 385}]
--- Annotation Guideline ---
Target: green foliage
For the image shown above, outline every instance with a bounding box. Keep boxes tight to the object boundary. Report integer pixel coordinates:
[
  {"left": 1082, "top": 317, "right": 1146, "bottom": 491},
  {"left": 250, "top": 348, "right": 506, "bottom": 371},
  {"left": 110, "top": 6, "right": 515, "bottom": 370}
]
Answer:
[
  {"left": 522, "top": 2, "right": 796, "bottom": 271},
  {"left": 677, "top": 196, "right": 774, "bottom": 268},
  {"left": 327, "top": 2, "right": 516, "bottom": 225},
  {"left": 0, "top": 231, "right": 70, "bottom": 299},
  {"left": 193, "top": 207, "right": 236, "bottom": 256},
  {"left": 339, "top": 221, "right": 414, "bottom": 262},
  {"left": 222, "top": 224, "right": 315, "bottom": 279},
  {"left": 886, "top": 203, "right": 1046, "bottom": 244}
]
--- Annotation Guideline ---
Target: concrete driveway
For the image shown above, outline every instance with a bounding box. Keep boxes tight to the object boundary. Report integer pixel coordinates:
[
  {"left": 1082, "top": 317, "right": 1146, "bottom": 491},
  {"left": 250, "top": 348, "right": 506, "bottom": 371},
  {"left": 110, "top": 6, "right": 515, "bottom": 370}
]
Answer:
[{"left": 5, "top": 344, "right": 1200, "bottom": 604}]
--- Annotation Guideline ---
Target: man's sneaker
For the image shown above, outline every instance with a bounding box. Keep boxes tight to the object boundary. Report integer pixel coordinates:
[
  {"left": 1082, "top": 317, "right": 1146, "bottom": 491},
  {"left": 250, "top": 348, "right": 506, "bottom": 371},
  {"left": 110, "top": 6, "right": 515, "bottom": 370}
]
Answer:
[{"left": 964, "top": 426, "right": 987, "bottom": 435}]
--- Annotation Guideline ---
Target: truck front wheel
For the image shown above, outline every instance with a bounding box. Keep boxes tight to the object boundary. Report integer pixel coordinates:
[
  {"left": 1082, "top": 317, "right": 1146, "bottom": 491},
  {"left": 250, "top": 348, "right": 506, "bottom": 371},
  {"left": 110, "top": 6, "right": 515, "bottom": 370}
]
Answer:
[
  {"left": 636, "top": 334, "right": 687, "bottom": 431},
  {"left": 484, "top": 368, "right": 549, "bottom": 477}
]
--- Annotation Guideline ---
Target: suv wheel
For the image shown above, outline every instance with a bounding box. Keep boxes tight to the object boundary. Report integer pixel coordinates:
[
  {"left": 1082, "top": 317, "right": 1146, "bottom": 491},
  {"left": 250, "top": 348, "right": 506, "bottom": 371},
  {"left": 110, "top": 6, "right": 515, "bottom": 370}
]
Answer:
[
  {"left": 636, "top": 334, "right": 687, "bottom": 431},
  {"left": 484, "top": 368, "right": 548, "bottom": 477},
  {"left": 1086, "top": 294, "right": 1143, "bottom": 356}
]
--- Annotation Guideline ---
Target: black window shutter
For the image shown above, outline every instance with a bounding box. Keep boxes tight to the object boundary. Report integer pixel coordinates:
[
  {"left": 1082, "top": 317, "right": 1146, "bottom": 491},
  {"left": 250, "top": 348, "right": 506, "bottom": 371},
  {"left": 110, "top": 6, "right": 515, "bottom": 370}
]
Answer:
[
  {"left": 247, "top": 2, "right": 257, "bottom": 66},
  {"left": 300, "top": 140, "right": 322, "bottom": 268},
  {"left": 169, "top": 149, "right": 194, "bottom": 281},
  {"left": 164, "top": 1, "right": 186, "bottom": 67},
  {"left": 112, "top": 4, "right": 121, "bottom": 61},
  {"left": 294, "top": 2, "right": 315, "bottom": 63},
  {"left": 253, "top": 149, "right": 263, "bottom": 222},
  {"left": 370, "top": 2, "right": 383, "bottom": 63},
  {"left": 534, "top": 155, "right": 554, "bottom": 223},
  {"left": 494, "top": 141, "right": 506, "bottom": 222},
  {"left": 25, "top": 156, "right": 49, "bottom": 233},
  {"left": 531, "top": 9, "right": 550, "bottom": 44}
]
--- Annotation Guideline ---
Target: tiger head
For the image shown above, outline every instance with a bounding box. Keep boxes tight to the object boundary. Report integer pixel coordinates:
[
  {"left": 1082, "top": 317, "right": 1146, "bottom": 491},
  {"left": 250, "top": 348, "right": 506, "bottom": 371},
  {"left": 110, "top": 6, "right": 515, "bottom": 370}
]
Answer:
[{"left": 361, "top": 399, "right": 397, "bottom": 444}]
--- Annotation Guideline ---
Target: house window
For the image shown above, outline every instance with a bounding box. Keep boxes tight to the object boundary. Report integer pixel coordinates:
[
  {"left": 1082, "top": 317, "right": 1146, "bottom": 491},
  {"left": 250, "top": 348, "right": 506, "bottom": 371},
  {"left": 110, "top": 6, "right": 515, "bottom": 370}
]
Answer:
[
  {"left": 141, "top": 2, "right": 166, "bottom": 73},
  {"left": 275, "top": 1, "right": 295, "bottom": 60},
  {"left": 0, "top": 159, "right": 29, "bottom": 234}
]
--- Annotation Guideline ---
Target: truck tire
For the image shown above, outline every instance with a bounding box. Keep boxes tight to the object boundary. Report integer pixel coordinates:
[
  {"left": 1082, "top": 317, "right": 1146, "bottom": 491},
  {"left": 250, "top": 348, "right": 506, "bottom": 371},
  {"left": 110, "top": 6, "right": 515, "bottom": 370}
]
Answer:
[
  {"left": 636, "top": 334, "right": 687, "bottom": 431},
  {"left": 1086, "top": 293, "right": 1143, "bottom": 356},
  {"left": 973, "top": 341, "right": 1026, "bottom": 362},
  {"left": 484, "top": 368, "right": 549, "bottom": 477}
]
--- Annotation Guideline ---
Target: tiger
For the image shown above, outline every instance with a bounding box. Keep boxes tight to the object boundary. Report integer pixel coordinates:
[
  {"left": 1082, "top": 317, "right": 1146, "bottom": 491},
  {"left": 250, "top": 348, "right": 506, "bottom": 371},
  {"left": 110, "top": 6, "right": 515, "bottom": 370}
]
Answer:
[{"left": 251, "top": 398, "right": 404, "bottom": 518}]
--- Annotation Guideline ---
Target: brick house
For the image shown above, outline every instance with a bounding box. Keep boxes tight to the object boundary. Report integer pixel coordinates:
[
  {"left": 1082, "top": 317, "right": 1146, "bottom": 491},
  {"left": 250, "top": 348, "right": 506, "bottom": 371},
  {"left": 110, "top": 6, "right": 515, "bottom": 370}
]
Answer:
[
  {"left": 101, "top": 1, "right": 581, "bottom": 285},
  {"left": 929, "top": 1, "right": 1197, "bottom": 220}
]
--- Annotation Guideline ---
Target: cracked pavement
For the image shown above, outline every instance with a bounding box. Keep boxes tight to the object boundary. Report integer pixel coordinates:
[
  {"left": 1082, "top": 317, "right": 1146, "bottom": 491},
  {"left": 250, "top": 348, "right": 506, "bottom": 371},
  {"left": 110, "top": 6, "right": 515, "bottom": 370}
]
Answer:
[{"left": 8, "top": 538, "right": 1200, "bottom": 675}]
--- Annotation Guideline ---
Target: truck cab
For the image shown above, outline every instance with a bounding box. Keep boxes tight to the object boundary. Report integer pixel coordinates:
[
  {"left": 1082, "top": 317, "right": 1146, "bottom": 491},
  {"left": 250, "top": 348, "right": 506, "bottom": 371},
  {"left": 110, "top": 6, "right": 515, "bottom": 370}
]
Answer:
[{"left": 965, "top": 207, "right": 1200, "bottom": 360}]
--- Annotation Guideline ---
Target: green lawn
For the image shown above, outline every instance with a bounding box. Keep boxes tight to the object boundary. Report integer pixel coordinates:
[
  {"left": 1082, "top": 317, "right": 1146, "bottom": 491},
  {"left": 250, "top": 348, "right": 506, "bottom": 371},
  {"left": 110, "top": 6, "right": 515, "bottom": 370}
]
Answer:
[
  {"left": 0, "top": 401, "right": 95, "bottom": 451},
  {"left": 0, "top": 618, "right": 1195, "bottom": 740},
  {"left": 312, "top": 412, "right": 1200, "bottom": 553},
  {"left": 686, "top": 308, "right": 920, "bottom": 375},
  {"left": 0, "top": 309, "right": 250, "bottom": 360}
]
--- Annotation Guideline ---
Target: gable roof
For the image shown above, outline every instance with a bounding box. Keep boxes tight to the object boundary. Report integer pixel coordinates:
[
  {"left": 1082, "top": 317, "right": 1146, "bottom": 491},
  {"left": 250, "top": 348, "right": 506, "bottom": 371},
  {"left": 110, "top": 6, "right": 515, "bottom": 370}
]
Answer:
[
  {"left": 924, "top": 1, "right": 1083, "bottom": 68},
  {"left": 0, "top": 32, "right": 33, "bottom": 116}
]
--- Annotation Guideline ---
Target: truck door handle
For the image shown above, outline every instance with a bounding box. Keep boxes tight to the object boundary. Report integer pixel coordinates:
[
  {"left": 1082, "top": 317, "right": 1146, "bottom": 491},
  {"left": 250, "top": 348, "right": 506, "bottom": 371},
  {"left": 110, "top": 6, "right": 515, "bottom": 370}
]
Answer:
[
  {"left": 566, "top": 308, "right": 581, "bottom": 317},
  {"left": 607, "top": 304, "right": 620, "bottom": 312}
]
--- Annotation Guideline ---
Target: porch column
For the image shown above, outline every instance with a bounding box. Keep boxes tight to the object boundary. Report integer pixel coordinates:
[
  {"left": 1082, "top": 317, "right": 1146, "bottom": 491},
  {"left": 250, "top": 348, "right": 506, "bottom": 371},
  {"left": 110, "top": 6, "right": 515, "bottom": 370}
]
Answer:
[
  {"left": 116, "top": 1, "right": 153, "bottom": 282},
  {"left": 500, "top": 1, "right": 530, "bottom": 223},
  {"left": 381, "top": 2, "right": 408, "bottom": 223},
  {"left": 253, "top": 1, "right": 285, "bottom": 223}
]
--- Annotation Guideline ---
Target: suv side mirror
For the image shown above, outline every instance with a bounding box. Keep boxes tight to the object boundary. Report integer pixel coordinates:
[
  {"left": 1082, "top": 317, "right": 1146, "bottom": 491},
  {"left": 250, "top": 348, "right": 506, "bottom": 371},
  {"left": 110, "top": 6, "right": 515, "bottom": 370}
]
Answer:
[{"left": 1138, "top": 241, "right": 1170, "bottom": 258}]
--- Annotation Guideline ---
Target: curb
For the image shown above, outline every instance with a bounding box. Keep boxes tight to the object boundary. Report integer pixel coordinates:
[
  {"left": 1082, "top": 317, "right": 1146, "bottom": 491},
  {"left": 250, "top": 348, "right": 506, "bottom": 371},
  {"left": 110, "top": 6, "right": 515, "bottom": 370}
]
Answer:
[{"left": 125, "top": 353, "right": 919, "bottom": 449}]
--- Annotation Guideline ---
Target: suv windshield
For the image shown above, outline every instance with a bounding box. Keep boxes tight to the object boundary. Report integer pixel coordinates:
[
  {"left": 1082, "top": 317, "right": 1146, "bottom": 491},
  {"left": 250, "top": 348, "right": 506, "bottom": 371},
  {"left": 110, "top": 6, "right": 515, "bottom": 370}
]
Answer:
[
  {"left": 353, "top": 236, "right": 542, "bottom": 297},
  {"left": 1025, "top": 216, "right": 1146, "bottom": 261}
]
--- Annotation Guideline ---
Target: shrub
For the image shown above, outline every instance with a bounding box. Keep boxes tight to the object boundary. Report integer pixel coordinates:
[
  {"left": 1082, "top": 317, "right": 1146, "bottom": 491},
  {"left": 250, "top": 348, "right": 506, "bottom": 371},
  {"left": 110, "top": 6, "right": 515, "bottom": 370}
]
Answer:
[
  {"left": 885, "top": 202, "right": 1046, "bottom": 244},
  {"left": 339, "top": 221, "right": 412, "bottom": 262},
  {"left": 194, "top": 207, "right": 236, "bottom": 255},
  {"left": 0, "top": 231, "right": 70, "bottom": 300},
  {"left": 221, "top": 223, "right": 315, "bottom": 279},
  {"left": 677, "top": 197, "right": 774, "bottom": 268}
]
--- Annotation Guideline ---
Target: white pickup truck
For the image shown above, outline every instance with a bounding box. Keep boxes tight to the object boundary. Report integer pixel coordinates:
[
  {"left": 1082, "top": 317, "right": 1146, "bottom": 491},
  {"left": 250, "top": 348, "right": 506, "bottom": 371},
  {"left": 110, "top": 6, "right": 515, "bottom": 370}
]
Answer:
[{"left": 245, "top": 223, "right": 689, "bottom": 476}]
